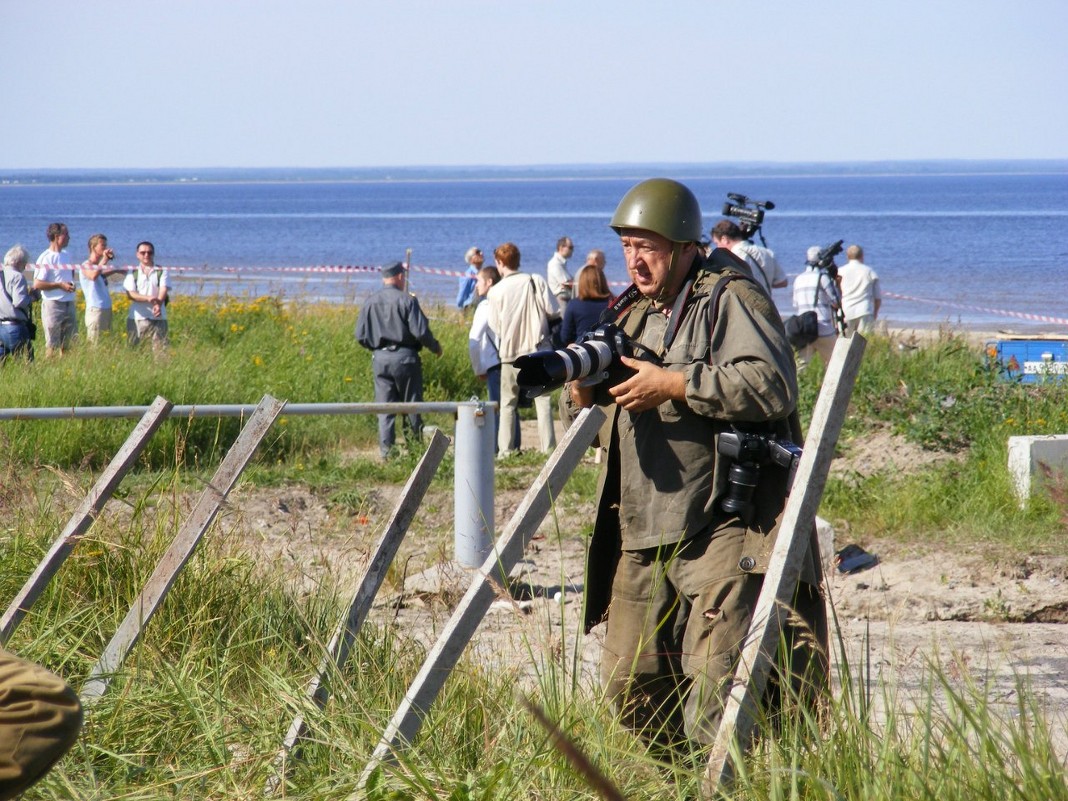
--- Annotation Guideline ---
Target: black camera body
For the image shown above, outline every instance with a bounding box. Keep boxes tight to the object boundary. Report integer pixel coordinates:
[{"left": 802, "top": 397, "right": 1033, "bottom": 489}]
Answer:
[
  {"left": 722, "top": 192, "right": 775, "bottom": 239},
  {"left": 717, "top": 429, "right": 802, "bottom": 518},
  {"left": 809, "top": 239, "right": 844, "bottom": 278},
  {"left": 516, "top": 323, "right": 650, "bottom": 398}
]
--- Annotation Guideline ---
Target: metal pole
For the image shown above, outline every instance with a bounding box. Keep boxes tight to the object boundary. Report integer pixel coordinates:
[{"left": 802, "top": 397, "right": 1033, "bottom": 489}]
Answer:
[
  {"left": 453, "top": 401, "right": 495, "bottom": 567},
  {"left": 0, "top": 402, "right": 465, "bottom": 421}
]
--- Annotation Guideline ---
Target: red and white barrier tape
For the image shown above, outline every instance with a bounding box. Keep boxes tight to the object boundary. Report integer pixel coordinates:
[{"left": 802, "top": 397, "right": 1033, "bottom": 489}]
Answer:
[
  {"left": 882, "top": 291, "right": 1068, "bottom": 327},
  {"left": 33, "top": 264, "right": 1068, "bottom": 326}
]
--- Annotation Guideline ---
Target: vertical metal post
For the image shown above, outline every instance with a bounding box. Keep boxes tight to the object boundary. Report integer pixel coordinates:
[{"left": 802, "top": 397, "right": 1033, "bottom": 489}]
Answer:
[{"left": 453, "top": 400, "right": 495, "bottom": 567}]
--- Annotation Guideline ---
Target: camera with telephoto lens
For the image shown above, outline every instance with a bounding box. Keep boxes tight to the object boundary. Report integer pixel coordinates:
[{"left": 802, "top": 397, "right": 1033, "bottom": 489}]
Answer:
[
  {"left": 717, "top": 428, "right": 803, "bottom": 518},
  {"left": 721, "top": 192, "right": 776, "bottom": 239},
  {"left": 515, "top": 322, "right": 653, "bottom": 399},
  {"left": 809, "top": 239, "right": 844, "bottom": 278}
]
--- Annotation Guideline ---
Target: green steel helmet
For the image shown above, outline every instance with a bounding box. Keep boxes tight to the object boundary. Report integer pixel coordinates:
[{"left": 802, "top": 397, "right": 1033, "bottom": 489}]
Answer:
[{"left": 609, "top": 178, "right": 703, "bottom": 243}]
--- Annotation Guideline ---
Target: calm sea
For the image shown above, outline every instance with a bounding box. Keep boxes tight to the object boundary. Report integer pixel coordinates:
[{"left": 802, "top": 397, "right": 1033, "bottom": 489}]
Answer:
[{"left": 2, "top": 161, "right": 1066, "bottom": 330}]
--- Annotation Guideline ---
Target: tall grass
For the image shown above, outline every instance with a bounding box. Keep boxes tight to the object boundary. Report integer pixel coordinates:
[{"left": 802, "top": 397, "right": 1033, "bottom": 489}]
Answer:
[
  {"left": 5, "top": 310, "right": 1068, "bottom": 797},
  {"left": 0, "top": 295, "right": 483, "bottom": 469},
  {"left": 6, "top": 472, "right": 1064, "bottom": 800}
]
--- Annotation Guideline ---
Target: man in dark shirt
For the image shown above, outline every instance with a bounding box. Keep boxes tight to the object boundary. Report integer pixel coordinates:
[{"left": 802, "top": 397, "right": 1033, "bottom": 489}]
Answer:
[{"left": 355, "top": 262, "right": 443, "bottom": 458}]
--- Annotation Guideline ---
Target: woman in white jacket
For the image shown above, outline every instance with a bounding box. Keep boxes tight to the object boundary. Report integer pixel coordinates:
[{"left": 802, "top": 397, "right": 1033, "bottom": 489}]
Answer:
[{"left": 467, "top": 266, "right": 519, "bottom": 451}]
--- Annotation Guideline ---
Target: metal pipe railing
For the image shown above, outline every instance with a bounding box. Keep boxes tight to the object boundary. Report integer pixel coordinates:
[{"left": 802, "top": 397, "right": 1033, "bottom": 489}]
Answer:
[{"left": 0, "top": 400, "right": 495, "bottom": 566}]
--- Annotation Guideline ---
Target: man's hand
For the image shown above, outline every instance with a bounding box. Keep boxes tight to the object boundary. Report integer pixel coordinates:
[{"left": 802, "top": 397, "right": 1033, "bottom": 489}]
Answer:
[
  {"left": 608, "top": 357, "right": 686, "bottom": 412},
  {"left": 568, "top": 381, "right": 595, "bottom": 409}
]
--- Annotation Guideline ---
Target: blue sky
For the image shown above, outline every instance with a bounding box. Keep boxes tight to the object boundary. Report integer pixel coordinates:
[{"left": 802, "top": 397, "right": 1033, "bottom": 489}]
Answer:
[{"left": 6, "top": 0, "right": 1066, "bottom": 169}]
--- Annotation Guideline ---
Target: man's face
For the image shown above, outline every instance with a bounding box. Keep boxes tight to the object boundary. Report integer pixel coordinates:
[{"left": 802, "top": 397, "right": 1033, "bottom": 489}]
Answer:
[
  {"left": 560, "top": 240, "right": 574, "bottom": 258},
  {"left": 56, "top": 229, "right": 70, "bottom": 249},
  {"left": 91, "top": 239, "right": 108, "bottom": 259},
  {"left": 620, "top": 229, "right": 688, "bottom": 300},
  {"left": 137, "top": 244, "right": 155, "bottom": 267}
]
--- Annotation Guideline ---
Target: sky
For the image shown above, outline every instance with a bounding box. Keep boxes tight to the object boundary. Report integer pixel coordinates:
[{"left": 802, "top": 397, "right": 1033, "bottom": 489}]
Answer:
[{"left": 4, "top": 0, "right": 1067, "bottom": 170}]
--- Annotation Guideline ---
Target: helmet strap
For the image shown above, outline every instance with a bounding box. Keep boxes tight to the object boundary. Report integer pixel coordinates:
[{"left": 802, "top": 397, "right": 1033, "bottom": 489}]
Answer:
[{"left": 654, "top": 241, "right": 687, "bottom": 305}]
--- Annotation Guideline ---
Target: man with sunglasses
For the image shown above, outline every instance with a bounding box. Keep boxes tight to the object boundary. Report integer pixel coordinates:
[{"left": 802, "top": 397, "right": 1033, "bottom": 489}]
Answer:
[{"left": 123, "top": 242, "right": 169, "bottom": 351}]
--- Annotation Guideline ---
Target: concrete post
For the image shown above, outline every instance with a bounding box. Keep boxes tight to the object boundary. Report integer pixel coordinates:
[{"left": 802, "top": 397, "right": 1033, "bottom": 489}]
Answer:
[{"left": 454, "top": 401, "right": 495, "bottom": 566}]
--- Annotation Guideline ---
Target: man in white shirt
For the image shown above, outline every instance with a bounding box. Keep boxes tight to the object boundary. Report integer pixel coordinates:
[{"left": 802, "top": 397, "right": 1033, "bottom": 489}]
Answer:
[
  {"left": 792, "top": 245, "right": 842, "bottom": 369},
  {"left": 546, "top": 236, "right": 574, "bottom": 312},
  {"left": 489, "top": 242, "right": 560, "bottom": 456},
  {"left": 33, "top": 222, "right": 77, "bottom": 357},
  {"left": 123, "top": 241, "right": 170, "bottom": 352},
  {"left": 837, "top": 245, "right": 882, "bottom": 335},
  {"left": 711, "top": 220, "right": 787, "bottom": 294}
]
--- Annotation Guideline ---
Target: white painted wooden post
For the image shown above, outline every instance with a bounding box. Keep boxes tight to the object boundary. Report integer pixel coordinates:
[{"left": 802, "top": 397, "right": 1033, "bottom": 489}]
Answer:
[
  {"left": 703, "top": 334, "right": 866, "bottom": 796},
  {"left": 266, "top": 430, "right": 449, "bottom": 795},
  {"left": 81, "top": 394, "right": 285, "bottom": 702},
  {"left": 0, "top": 396, "right": 173, "bottom": 644},
  {"left": 358, "top": 406, "right": 605, "bottom": 790}
]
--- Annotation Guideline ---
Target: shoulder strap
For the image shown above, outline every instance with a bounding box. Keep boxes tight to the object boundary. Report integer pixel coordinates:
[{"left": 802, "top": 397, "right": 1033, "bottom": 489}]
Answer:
[{"left": 708, "top": 272, "right": 753, "bottom": 331}]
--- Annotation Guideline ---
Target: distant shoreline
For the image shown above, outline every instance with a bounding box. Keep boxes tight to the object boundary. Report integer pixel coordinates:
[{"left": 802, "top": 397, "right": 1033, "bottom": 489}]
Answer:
[{"left": 3, "top": 158, "right": 1067, "bottom": 188}]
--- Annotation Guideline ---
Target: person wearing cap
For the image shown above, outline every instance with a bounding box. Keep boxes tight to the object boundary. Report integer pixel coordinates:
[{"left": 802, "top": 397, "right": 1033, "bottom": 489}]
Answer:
[
  {"left": 356, "top": 262, "right": 443, "bottom": 459},
  {"left": 455, "top": 246, "right": 483, "bottom": 311},
  {"left": 568, "top": 178, "right": 825, "bottom": 758},
  {"left": 792, "top": 246, "right": 842, "bottom": 369}
]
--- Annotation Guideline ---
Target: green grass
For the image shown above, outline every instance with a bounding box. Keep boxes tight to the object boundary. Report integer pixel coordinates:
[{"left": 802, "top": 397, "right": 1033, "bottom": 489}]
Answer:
[
  {"left": 0, "top": 294, "right": 482, "bottom": 469},
  {"left": 3, "top": 307, "right": 1067, "bottom": 798},
  {"left": 8, "top": 485, "right": 1064, "bottom": 800},
  {"left": 801, "top": 332, "right": 1068, "bottom": 555}
]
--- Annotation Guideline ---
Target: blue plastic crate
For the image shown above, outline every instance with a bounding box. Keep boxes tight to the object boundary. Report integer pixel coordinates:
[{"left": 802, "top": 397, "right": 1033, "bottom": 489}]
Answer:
[{"left": 986, "top": 338, "right": 1068, "bottom": 383}]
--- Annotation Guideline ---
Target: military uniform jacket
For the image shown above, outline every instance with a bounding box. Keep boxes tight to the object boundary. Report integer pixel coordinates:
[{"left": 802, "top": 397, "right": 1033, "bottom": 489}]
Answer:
[
  {"left": 582, "top": 250, "right": 814, "bottom": 629},
  {"left": 355, "top": 285, "right": 441, "bottom": 353}
]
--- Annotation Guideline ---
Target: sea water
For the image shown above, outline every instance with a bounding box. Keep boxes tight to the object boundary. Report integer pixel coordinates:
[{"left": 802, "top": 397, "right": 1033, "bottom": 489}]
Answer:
[{"left": 1, "top": 161, "right": 1066, "bottom": 330}]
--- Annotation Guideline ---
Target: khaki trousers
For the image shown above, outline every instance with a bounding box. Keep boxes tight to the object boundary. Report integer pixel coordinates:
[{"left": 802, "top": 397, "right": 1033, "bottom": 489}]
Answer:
[
  {"left": 41, "top": 300, "right": 76, "bottom": 352},
  {"left": 84, "top": 307, "right": 113, "bottom": 343},
  {"left": 0, "top": 647, "right": 82, "bottom": 800},
  {"left": 498, "top": 362, "right": 556, "bottom": 455},
  {"left": 600, "top": 524, "right": 823, "bottom": 752},
  {"left": 797, "top": 333, "right": 837, "bottom": 370}
]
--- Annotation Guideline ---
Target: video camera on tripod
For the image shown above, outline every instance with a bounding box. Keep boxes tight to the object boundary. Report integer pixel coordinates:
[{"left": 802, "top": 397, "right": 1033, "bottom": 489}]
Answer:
[
  {"left": 722, "top": 192, "right": 775, "bottom": 243},
  {"left": 808, "top": 239, "right": 844, "bottom": 279}
]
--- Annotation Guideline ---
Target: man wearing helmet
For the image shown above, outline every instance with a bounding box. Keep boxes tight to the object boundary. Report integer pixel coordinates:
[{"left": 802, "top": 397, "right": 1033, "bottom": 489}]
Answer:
[{"left": 569, "top": 178, "right": 825, "bottom": 756}]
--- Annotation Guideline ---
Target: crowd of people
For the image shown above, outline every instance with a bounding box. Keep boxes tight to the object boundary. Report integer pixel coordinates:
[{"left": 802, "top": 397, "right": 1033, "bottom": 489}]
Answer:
[
  {"left": 0, "top": 222, "right": 171, "bottom": 362},
  {"left": 1, "top": 184, "right": 885, "bottom": 793},
  {"left": 447, "top": 220, "right": 882, "bottom": 458}
]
